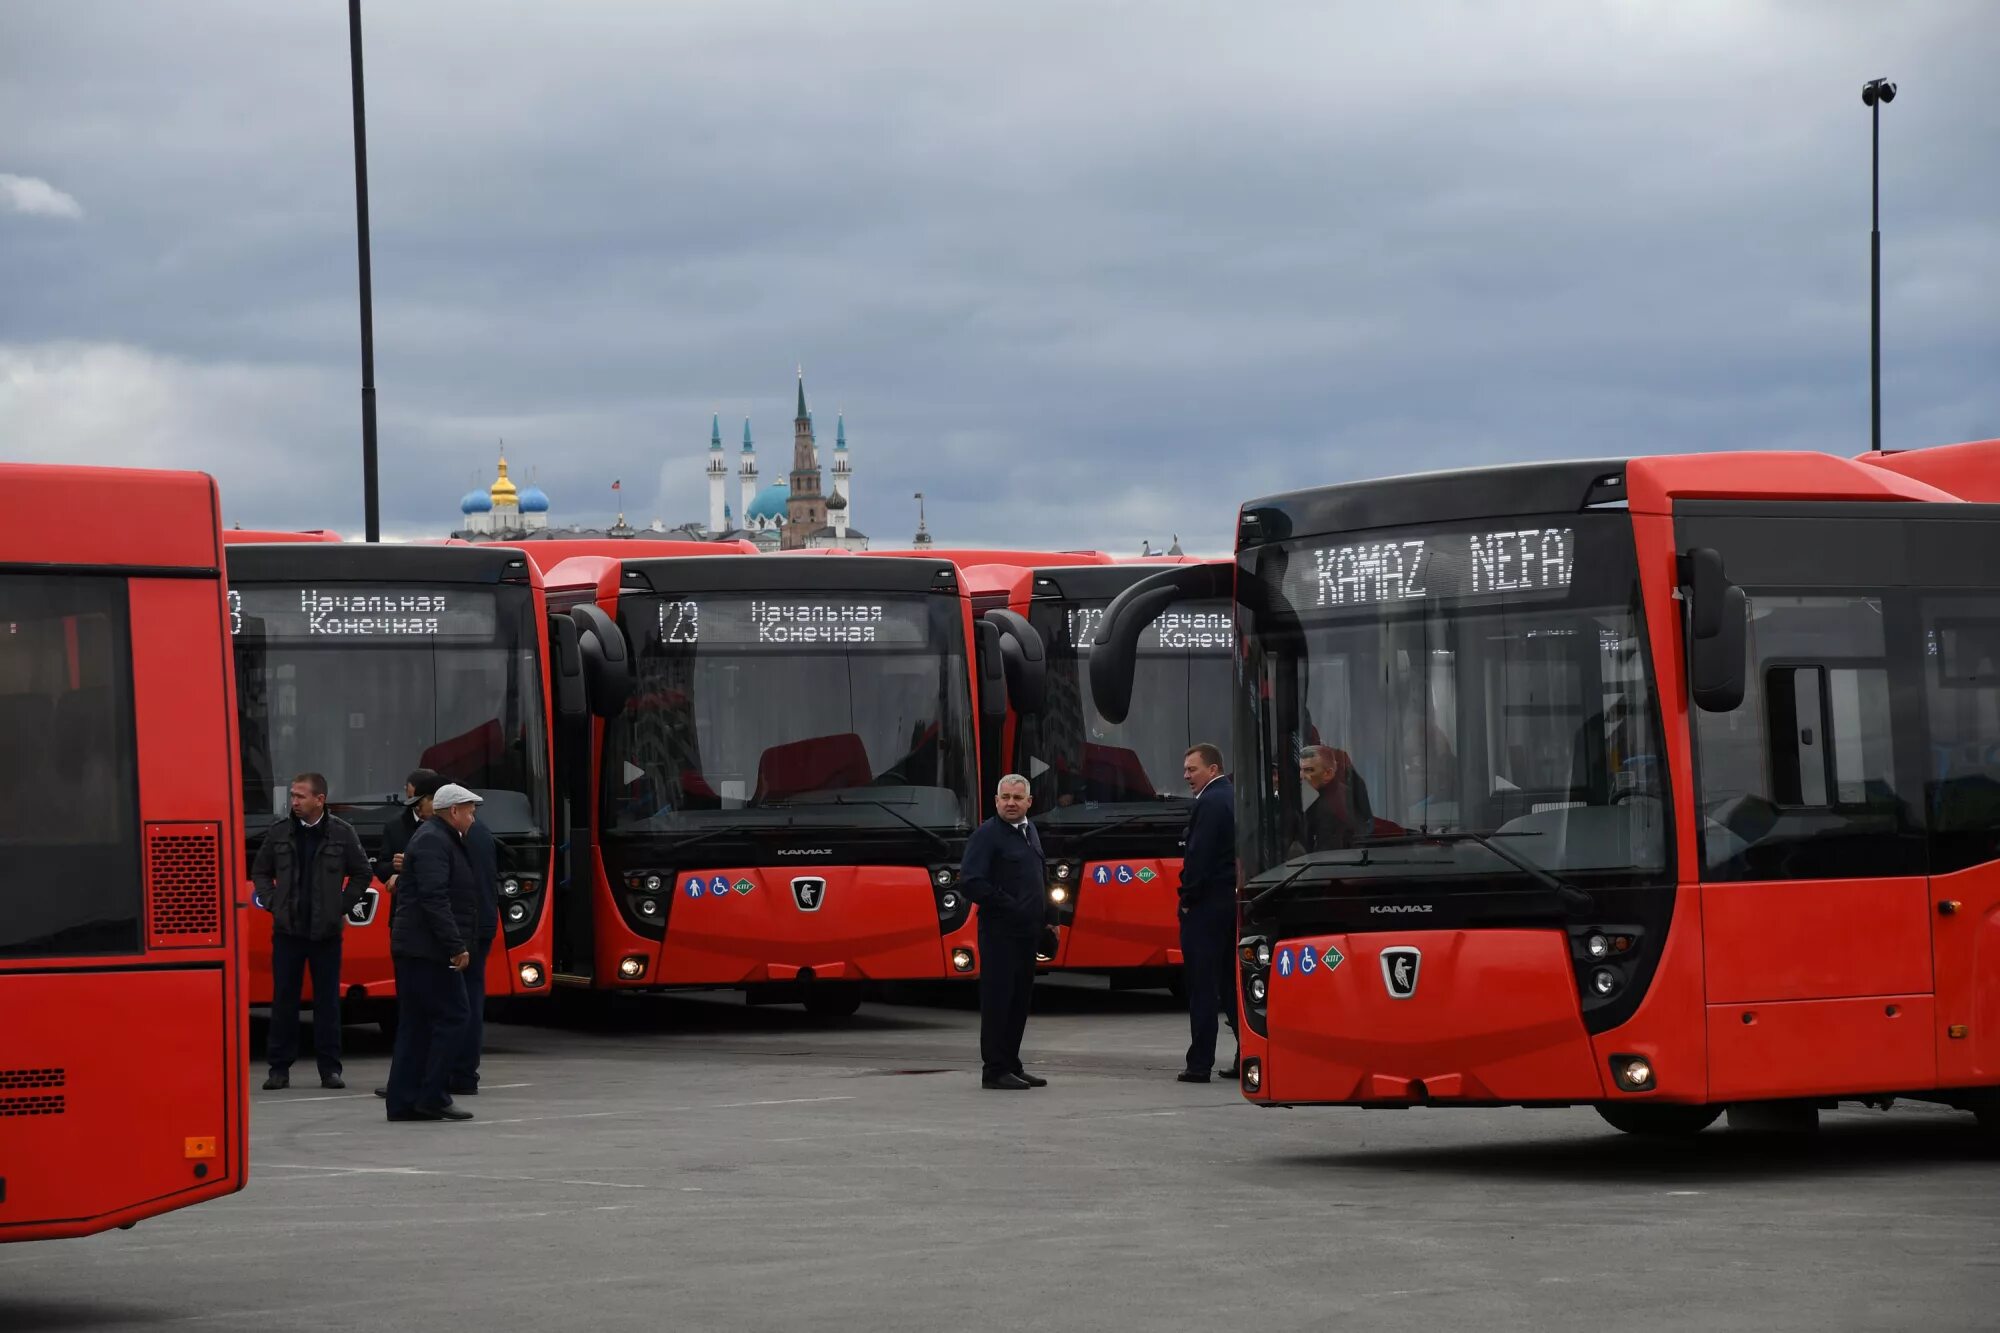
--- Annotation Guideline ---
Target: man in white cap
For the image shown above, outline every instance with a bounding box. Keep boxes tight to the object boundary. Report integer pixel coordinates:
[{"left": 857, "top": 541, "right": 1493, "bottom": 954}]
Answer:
[{"left": 382, "top": 783, "right": 484, "bottom": 1122}]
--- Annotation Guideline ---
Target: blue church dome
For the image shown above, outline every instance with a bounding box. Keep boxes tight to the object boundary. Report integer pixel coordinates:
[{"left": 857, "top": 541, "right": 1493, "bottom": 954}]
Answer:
[
  {"left": 518, "top": 485, "right": 550, "bottom": 514},
  {"left": 460, "top": 489, "right": 492, "bottom": 515},
  {"left": 745, "top": 481, "right": 790, "bottom": 523}
]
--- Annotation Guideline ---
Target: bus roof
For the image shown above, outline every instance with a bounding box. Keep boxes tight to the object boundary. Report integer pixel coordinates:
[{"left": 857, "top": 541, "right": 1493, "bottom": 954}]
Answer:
[
  {"left": 221, "top": 528, "right": 343, "bottom": 544},
  {"left": 611, "top": 552, "right": 959, "bottom": 595},
  {"left": 7, "top": 464, "right": 224, "bottom": 570},
  {"left": 1854, "top": 437, "right": 2000, "bottom": 502},
  {"left": 514, "top": 538, "right": 758, "bottom": 574},
  {"left": 225, "top": 540, "right": 542, "bottom": 587}
]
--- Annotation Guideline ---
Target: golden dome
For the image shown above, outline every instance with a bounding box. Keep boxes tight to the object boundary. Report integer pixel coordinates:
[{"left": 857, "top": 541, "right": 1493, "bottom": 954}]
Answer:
[{"left": 489, "top": 453, "right": 520, "bottom": 507}]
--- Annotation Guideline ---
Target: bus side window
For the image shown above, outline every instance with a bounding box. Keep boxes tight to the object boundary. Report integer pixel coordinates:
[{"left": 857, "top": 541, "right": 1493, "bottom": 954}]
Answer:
[
  {"left": 1922, "top": 601, "right": 2000, "bottom": 873},
  {"left": 1694, "top": 592, "right": 1919, "bottom": 883}
]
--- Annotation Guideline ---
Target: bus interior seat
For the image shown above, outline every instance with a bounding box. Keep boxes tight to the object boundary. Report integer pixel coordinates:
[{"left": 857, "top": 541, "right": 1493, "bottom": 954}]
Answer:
[
  {"left": 1495, "top": 799, "right": 1665, "bottom": 870},
  {"left": 1082, "top": 743, "right": 1155, "bottom": 799},
  {"left": 422, "top": 718, "right": 506, "bottom": 776},
  {"left": 755, "top": 732, "right": 874, "bottom": 803}
]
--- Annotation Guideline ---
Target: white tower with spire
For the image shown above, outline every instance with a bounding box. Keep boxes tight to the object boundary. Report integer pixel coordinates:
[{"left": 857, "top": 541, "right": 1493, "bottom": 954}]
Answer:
[
  {"left": 737, "top": 418, "right": 758, "bottom": 522},
  {"left": 705, "top": 412, "right": 728, "bottom": 534}
]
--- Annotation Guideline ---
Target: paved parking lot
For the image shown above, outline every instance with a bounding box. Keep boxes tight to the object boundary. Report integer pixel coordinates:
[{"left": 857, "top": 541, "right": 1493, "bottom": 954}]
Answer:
[{"left": 6, "top": 979, "right": 1997, "bottom": 1332}]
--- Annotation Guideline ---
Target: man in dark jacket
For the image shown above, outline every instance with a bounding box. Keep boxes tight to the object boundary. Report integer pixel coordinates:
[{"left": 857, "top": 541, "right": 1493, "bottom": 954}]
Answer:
[
  {"left": 382, "top": 783, "right": 482, "bottom": 1122},
  {"left": 251, "top": 772, "right": 372, "bottom": 1091},
  {"left": 958, "top": 774, "right": 1049, "bottom": 1090},
  {"left": 1301, "top": 745, "right": 1372, "bottom": 852},
  {"left": 1176, "top": 744, "right": 1238, "bottom": 1083},
  {"left": 449, "top": 812, "right": 502, "bottom": 1096},
  {"left": 377, "top": 767, "right": 443, "bottom": 890}
]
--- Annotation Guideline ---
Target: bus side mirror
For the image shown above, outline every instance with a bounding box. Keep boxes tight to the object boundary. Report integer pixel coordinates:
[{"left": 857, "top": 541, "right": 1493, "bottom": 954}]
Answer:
[
  {"left": 568, "top": 602, "right": 634, "bottom": 719},
  {"left": 548, "top": 612, "right": 587, "bottom": 722},
  {"left": 1681, "top": 547, "right": 1747, "bottom": 713},
  {"left": 1088, "top": 584, "right": 1180, "bottom": 724},
  {"left": 975, "top": 620, "right": 1006, "bottom": 723},
  {"left": 981, "top": 608, "right": 1047, "bottom": 715}
]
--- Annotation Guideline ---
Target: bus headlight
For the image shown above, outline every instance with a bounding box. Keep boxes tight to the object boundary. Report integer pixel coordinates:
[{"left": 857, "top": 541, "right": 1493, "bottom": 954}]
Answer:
[
  {"left": 1586, "top": 933, "right": 1610, "bottom": 959},
  {"left": 502, "top": 877, "right": 523, "bottom": 897},
  {"left": 637, "top": 897, "right": 661, "bottom": 919},
  {"left": 618, "top": 955, "right": 647, "bottom": 980},
  {"left": 505, "top": 900, "right": 528, "bottom": 925},
  {"left": 1249, "top": 976, "right": 1267, "bottom": 1003},
  {"left": 951, "top": 947, "right": 975, "bottom": 973},
  {"left": 1591, "top": 968, "right": 1619, "bottom": 996},
  {"left": 1242, "top": 1059, "right": 1262, "bottom": 1092},
  {"left": 1255, "top": 941, "right": 1271, "bottom": 967},
  {"left": 1049, "top": 885, "right": 1068, "bottom": 905},
  {"left": 932, "top": 867, "right": 955, "bottom": 888},
  {"left": 644, "top": 874, "right": 663, "bottom": 893},
  {"left": 1055, "top": 862, "right": 1071, "bottom": 881},
  {"left": 518, "top": 963, "right": 545, "bottom": 988}
]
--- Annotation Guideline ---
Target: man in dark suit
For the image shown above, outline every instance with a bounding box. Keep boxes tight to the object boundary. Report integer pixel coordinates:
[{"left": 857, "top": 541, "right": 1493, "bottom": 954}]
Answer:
[
  {"left": 449, "top": 809, "right": 502, "bottom": 1097},
  {"left": 1176, "top": 743, "right": 1238, "bottom": 1083},
  {"left": 1301, "top": 745, "right": 1372, "bottom": 851},
  {"left": 383, "top": 783, "right": 482, "bottom": 1122},
  {"left": 958, "top": 774, "right": 1049, "bottom": 1090}
]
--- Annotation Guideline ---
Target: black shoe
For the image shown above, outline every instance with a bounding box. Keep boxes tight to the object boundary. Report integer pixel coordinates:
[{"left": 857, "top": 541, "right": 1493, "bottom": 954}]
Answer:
[
  {"left": 447, "top": 1084, "right": 479, "bottom": 1096},
  {"left": 262, "top": 1071, "right": 289, "bottom": 1091},
  {"left": 1218, "top": 1060, "right": 1240, "bottom": 1079},
  {"left": 387, "top": 1108, "right": 442, "bottom": 1122},
  {"left": 418, "top": 1104, "right": 474, "bottom": 1121},
  {"left": 1012, "top": 1071, "right": 1049, "bottom": 1088},
  {"left": 1176, "top": 1071, "right": 1211, "bottom": 1084},
  {"left": 982, "top": 1072, "right": 1033, "bottom": 1090},
  {"left": 373, "top": 1087, "right": 388, "bottom": 1099},
  {"left": 321, "top": 1072, "right": 346, "bottom": 1090}
]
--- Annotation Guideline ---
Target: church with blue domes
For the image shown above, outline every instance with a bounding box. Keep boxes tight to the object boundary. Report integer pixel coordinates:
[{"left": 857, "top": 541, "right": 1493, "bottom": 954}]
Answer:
[{"left": 457, "top": 452, "right": 554, "bottom": 539}]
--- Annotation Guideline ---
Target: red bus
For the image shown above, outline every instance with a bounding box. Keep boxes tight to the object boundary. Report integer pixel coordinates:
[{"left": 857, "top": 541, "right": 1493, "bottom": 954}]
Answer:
[
  {"left": 1, "top": 465, "right": 249, "bottom": 1241},
  {"left": 543, "top": 551, "right": 1042, "bottom": 1012},
  {"left": 1004, "top": 558, "right": 1233, "bottom": 981},
  {"left": 222, "top": 541, "right": 609, "bottom": 1028},
  {"left": 1091, "top": 444, "right": 2000, "bottom": 1135}
]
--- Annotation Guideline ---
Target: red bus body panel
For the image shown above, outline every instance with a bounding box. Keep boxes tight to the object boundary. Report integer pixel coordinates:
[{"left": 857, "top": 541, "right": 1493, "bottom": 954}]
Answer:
[
  {"left": 1053, "top": 858, "right": 1185, "bottom": 970},
  {"left": 1, "top": 465, "right": 248, "bottom": 1242}
]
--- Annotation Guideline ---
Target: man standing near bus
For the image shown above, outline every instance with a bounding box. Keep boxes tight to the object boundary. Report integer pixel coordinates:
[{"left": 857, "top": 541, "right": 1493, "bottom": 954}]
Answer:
[
  {"left": 449, "top": 803, "right": 502, "bottom": 1097},
  {"left": 378, "top": 767, "right": 443, "bottom": 890},
  {"left": 252, "top": 772, "right": 371, "bottom": 1091},
  {"left": 1176, "top": 744, "right": 1238, "bottom": 1083},
  {"left": 383, "top": 784, "right": 481, "bottom": 1123},
  {"left": 959, "top": 774, "right": 1049, "bottom": 1091}
]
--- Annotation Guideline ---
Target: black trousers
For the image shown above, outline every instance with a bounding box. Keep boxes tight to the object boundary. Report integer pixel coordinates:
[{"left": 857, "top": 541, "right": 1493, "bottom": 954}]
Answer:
[
  {"left": 978, "top": 926, "right": 1038, "bottom": 1080},
  {"left": 385, "top": 956, "right": 469, "bottom": 1116},
  {"left": 1180, "top": 898, "right": 1238, "bottom": 1074},
  {"left": 268, "top": 930, "right": 343, "bottom": 1076},
  {"left": 450, "top": 933, "right": 494, "bottom": 1092}
]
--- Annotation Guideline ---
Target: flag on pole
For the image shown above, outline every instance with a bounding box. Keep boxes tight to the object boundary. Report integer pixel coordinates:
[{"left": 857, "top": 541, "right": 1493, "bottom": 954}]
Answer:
[{"left": 612, "top": 479, "right": 621, "bottom": 492}]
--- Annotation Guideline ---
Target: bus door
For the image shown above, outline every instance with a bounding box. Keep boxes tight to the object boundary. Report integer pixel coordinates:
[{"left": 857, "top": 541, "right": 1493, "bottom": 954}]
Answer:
[
  {"left": 546, "top": 600, "right": 631, "bottom": 984},
  {"left": 1676, "top": 502, "right": 1936, "bottom": 1101}
]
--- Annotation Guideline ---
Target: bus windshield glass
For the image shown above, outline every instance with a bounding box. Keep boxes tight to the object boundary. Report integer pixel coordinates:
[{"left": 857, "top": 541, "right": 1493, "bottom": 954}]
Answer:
[
  {"left": 231, "top": 583, "right": 550, "bottom": 839},
  {"left": 1238, "top": 514, "right": 1668, "bottom": 889},
  {"left": 604, "top": 592, "right": 978, "bottom": 834},
  {"left": 1019, "top": 597, "right": 1233, "bottom": 824}
]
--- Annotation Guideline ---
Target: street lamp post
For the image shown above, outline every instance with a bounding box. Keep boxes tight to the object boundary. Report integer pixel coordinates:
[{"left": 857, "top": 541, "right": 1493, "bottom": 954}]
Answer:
[
  {"left": 1862, "top": 77, "right": 1897, "bottom": 453},
  {"left": 349, "top": 0, "right": 381, "bottom": 540}
]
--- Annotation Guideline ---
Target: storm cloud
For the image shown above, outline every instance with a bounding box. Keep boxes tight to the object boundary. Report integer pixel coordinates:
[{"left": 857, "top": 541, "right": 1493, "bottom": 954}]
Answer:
[{"left": 2, "top": 1, "right": 1995, "bottom": 551}]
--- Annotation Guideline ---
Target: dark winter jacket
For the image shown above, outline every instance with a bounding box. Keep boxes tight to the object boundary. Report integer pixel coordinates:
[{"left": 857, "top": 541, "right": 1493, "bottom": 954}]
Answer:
[
  {"left": 390, "top": 816, "right": 480, "bottom": 962},
  {"left": 959, "top": 816, "right": 1048, "bottom": 939},
  {"left": 1177, "top": 775, "right": 1237, "bottom": 908},
  {"left": 251, "top": 814, "right": 372, "bottom": 942}
]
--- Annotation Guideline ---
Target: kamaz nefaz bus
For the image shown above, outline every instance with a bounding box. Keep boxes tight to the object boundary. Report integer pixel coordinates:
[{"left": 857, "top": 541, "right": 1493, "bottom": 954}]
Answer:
[
  {"left": 1093, "top": 444, "right": 2000, "bottom": 1135},
  {"left": 2, "top": 465, "right": 249, "bottom": 1241}
]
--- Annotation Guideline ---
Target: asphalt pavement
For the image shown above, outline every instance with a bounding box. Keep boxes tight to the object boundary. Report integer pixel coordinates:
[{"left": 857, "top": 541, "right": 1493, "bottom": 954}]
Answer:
[{"left": 5, "top": 978, "right": 1996, "bottom": 1332}]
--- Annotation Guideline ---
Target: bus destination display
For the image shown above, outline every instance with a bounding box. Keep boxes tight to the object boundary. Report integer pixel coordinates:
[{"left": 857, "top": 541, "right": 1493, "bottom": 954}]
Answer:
[
  {"left": 229, "top": 586, "right": 499, "bottom": 641},
  {"left": 1069, "top": 605, "right": 1233, "bottom": 652},
  {"left": 656, "top": 597, "right": 931, "bottom": 647},
  {"left": 1283, "top": 526, "right": 1575, "bottom": 611}
]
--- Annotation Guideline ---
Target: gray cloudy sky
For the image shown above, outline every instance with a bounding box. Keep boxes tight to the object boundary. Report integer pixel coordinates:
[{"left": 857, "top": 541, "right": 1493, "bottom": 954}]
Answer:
[{"left": 2, "top": 1, "right": 1996, "bottom": 552}]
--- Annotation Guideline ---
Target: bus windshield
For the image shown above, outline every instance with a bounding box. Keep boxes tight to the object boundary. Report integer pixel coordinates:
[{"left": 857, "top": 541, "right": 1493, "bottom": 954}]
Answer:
[
  {"left": 231, "top": 582, "right": 550, "bottom": 840},
  {"left": 604, "top": 591, "right": 978, "bottom": 834},
  {"left": 1238, "top": 514, "right": 1668, "bottom": 890},
  {"left": 1019, "top": 597, "right": 1233, "bottom": 824}
]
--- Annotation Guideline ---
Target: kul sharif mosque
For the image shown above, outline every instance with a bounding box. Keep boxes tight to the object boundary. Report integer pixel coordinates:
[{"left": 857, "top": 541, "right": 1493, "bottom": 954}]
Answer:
[{"left": 453, "top": 372, "right": 890, "bottom": 552}]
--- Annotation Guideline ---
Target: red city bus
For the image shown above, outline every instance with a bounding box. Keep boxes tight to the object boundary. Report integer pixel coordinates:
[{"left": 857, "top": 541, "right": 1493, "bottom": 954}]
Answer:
[
  {"left": 1005, "top": 559, "right": 1233, "bottom": 981},
  {"left": 1091, "top": 444, "right": 2000, "bottom": 1135},
  {"left": 1, "top": 465, "right": 248, "bottom": 1241},
  {"left": 222, "top": 541, "right": 605, "bottom": 1028},
  {"left": 542, "top": 551, "right": 1043, "bottom": 1012}
]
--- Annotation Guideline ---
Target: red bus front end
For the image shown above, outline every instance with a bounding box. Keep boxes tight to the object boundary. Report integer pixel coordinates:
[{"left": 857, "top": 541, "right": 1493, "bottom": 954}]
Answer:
[
  {"left": 1, "top": 465, "right": 249, "bottom": 1241},
  {"left": 547, "top": 553, "right": 1036, "bottom": 1010},
  {"left": 224, "top": 543, "right": 560, "bottom": 1022},
  {"left": 1098, "top": 446, "right": 2000, "bottom": 1135}
]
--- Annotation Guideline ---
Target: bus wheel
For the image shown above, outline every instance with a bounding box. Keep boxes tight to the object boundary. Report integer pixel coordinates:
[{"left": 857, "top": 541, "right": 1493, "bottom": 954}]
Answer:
[
  {"left": 803, "top": 985, "right": 864, "bottom": 1018},
  {"left": 1594, "top": 1103, "right": 1722, "bottom": 1138}
]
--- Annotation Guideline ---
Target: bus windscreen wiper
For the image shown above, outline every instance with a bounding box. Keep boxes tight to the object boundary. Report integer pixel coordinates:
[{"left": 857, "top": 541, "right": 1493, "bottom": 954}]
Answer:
[
  {"left": 1062, "top": 799, "right": 1191, "bottom": 850},
  {"left": 1352, "top": 831, "right": 1594, "bottom": 915},
  {"left": 822, "top": 796, "right": 956, "bottom": 856}
]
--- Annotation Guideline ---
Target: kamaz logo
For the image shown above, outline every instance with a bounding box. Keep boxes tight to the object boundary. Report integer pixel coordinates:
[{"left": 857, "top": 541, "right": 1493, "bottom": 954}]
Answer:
[
  {"left": 1369, "top": 904, "right": 1434, "bottom": 914},
  {"left": 776, "top": 849, "right": 832, "bottom": 857}
]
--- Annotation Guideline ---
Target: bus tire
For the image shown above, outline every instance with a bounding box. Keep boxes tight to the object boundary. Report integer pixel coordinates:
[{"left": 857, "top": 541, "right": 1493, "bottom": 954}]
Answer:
[
  {"left": 802, "top": 985, "right": 864, "bottom": 1018},
  {"left": 1594, "top": 1103, "right": 1722, "bottom": 1138}
]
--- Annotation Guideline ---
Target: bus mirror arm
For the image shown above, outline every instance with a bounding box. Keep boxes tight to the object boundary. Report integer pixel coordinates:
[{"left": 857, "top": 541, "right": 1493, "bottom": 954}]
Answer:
[
  {"left": 981, "top": 608, "right": 1048, "bottom": 715},
  {"left": 1088, "top": 561, "right": 1231, "bottom": 725},
  {"left": 1681, "top": 548, "right": 1747, "bottom": 713},
  {"left": 548, "top": 612, "right": 587, "bottom": 721},
  {"left": 568, "top": 602, "right": 635, "bottom": 718}
]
